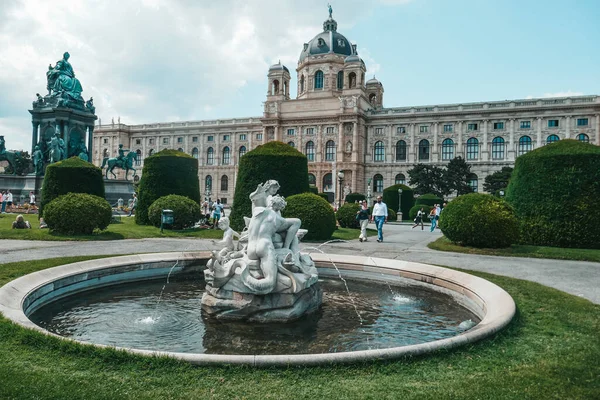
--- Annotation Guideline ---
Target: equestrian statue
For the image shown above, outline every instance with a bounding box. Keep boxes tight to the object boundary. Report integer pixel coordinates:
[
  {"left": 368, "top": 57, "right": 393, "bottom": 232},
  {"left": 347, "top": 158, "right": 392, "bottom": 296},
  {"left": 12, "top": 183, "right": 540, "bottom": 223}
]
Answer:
[
  {"left": 0, "top": 136, "right": 22, "bottom": 175},
  {"left": 101, "top": 144, "right": 137, "bottom": 180}
]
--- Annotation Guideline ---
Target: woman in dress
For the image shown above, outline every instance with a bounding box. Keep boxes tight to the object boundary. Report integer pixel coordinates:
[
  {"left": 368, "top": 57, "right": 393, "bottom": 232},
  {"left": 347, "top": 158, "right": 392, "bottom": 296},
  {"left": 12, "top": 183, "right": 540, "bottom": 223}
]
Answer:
[{"left": 357, "top": 200, "right": 370, "bottom": 242}]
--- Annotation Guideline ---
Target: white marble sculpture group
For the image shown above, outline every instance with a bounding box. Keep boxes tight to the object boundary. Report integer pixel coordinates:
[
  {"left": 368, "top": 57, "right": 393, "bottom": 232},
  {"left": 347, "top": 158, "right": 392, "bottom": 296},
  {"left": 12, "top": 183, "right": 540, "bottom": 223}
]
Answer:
[{"left": 201, "top": 180, "right": 322, "bottom": 322}]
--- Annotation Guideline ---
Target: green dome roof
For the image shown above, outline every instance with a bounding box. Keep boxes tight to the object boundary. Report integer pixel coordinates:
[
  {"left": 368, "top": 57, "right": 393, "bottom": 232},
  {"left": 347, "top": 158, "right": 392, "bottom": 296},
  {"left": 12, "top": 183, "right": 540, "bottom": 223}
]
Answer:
[{"left": 298, "top": 17, "right": 356, "bottom": 63}]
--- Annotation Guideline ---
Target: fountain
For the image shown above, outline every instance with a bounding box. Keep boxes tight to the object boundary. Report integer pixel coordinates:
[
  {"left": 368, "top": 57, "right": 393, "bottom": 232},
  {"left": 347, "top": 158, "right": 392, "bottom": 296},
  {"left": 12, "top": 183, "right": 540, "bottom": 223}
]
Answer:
[{"left": 0, "top": 180, "right": 516, "bottom": 366}]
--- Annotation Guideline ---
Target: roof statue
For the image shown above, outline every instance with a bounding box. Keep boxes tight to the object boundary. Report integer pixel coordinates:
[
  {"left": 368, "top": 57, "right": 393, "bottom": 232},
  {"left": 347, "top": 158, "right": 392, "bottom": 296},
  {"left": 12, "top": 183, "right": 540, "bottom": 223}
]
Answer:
[{"left": 328, "top": 3, "right": 333, "bottom": 18}]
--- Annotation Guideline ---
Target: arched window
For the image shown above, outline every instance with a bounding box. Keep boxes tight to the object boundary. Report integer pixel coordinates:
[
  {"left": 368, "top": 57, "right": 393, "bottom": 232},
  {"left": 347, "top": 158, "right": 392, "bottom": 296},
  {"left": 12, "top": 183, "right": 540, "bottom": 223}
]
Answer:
[
  {"left": 239, "top": 146, "right": 247, "bottom": 159},
  {"left": 300, "top": 75, "right": 305, "bottom": 93},
  {"left": 348, "top": 72, "right": 357, "bottom": 88},
  {"left": 308, "top": 173, "right": 316, "bottom": 186},
  {"left": 314, "top": 70, "right": 324, "bottom": 89},
  {"left": 374, "top": 141, "right": 385, "bottom": 162},
  {"left": 221, "top": 175, "right": 228, "bottom": 191},
  {"left": 205, "top": 175, "right": 212, "bottom": 191},
  {"left": 206, "top": 147, "right": 214, "bottom": 165},
  {"left": 323, "top": 173, "right": 333, "bottom": 191},
  {"left": 148, "top": 149, "right": 154, "bottom": 157},
  {"left": 192, "top": 147, "right": 199, "bottom": 159},
  {"left": 305, "top": 141, "right": 315, "bottom": 161},
  {"left": 288, "top": 141, "right": 295, "bottom": 148},
  {"left": 468, "top": 173, "right": 478, "bottom": 193},
  {"left": 396, "top": 140, "right": 407, "bottom": 161},
  {"left": 135, "top": 149, "right": 141, "bottom": 166},
  {"left": 466, "top": 137, "right": 479, "bottom": 160},
  {"left": 492, "top": 137, "right": 505, "bottom": 160},
  {"left": 325, "top": 140, "right": 336, "bottom": 161},
  {"left": 222, "top": 146, "right": 230, "bottom": 165},
  {"left": 418, "top": 139, "right": 430, "bottom": 161},
  {"left": 103, "top": 148, "right": 109, "bottom": 158},
  {"left": 395, "top": 173, "right": 406, "bottom": 185},
  {"left": 518, "top": 135, "right": 532, "bottom": 155},
  {"left": 337, "top": 71, "right": 344, "bottom": 89},
  {"left": 546, "top": 134, "right": 560, "bottom": 144},
  {"left": 442, "top": 138, "right": 454, "bottom": 160},
  {"left": 177, "top": 148, "right": 183, "bottom": 152},
  {"left": 373, "top": 174, "right": 384, "bottom": 192},
  {"left": 577, "top": 133, "right": 590, "bottom": 143},
  {"left": 272, "top": 79, "right": 279, "bottom": 96}
]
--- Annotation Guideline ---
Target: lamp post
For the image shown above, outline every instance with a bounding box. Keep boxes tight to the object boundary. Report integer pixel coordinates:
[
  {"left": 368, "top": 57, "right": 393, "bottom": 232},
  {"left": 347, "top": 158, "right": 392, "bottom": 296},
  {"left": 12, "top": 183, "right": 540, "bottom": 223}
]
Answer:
[
  {"left": 499, "top": 190, "right": 505, "bottom": 198},
  {"left": 397, "top": 188, "right": 403, "bottom": 221},
  {"left": 337, "top": 171, "right": 345, "bottom": 210}
]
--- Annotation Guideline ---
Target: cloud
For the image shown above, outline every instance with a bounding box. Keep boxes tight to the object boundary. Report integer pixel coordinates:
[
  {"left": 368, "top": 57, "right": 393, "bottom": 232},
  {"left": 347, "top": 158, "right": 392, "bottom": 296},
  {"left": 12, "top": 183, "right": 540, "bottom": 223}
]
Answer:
[{"left": 526, "top": 90, "right": 584, "bottom": 99}]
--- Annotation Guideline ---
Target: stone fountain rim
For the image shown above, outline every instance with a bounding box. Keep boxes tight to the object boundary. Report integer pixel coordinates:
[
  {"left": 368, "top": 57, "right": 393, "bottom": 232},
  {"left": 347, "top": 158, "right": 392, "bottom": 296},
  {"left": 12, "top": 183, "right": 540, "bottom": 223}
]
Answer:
[{"left": 0, "top": 252, "right": 516, "bottom": 367}]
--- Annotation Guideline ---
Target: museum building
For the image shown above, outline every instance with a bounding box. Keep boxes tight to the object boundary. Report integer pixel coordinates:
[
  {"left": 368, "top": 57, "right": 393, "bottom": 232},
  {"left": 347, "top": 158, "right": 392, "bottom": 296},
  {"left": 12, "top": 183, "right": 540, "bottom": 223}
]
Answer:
[{"left": 92, "top": 12, "right": 600, "bottom": 204}]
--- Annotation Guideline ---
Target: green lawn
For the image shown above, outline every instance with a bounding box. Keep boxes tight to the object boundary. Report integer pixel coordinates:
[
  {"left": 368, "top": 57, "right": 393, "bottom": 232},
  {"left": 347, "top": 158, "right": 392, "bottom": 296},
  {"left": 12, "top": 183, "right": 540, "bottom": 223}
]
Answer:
[
  {"left": 429, "top": 236, "right": 600, "bottom": 263},
  {"left": 0, "top": 256, "right": 598, "bottom": 399}
]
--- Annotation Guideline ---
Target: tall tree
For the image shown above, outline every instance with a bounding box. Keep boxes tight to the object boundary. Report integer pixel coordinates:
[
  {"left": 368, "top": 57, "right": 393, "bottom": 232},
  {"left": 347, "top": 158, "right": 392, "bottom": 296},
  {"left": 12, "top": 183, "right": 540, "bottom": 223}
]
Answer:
[
  {"left": 407, "top": 164, "right": 449, "bottom": 197},
  {"left": 445, "top": 156, "right": 472, "bottom": 196},
  {"left": 483, "top": 167, "right": 514, "bottom": 194}
]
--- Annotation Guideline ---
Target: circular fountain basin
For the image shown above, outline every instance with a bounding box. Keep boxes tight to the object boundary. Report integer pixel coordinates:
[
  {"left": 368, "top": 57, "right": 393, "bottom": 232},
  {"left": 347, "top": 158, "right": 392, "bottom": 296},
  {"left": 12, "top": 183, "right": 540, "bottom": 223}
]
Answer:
[{"left": 0, "top": 252, "right": 515, "bottom": 366}]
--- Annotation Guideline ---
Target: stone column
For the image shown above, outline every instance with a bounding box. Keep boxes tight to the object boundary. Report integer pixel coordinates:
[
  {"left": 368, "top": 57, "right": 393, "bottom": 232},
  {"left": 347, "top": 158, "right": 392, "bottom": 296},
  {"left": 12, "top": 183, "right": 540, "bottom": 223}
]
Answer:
[
  {"left": 565, "top": 116, "right": 571, "bottom": 139},
  {"left": 387, "top": 124, "right": 393, "bottom": 163},
  {"left": 596, "top": 114, "right": 600, "bottom": 145},
  {"left": 31, "top": 121, "right": 39, "bottom": 153},
  {"left": 351, "top": 121, "right": 358, "bottom": 162},
  {"left": 408, "top": 123, "right": 415, "bottom": 163},
  {"left": 457, "top": 121, "right": 463, "bottom": 157},
  {"left": 432, "top": 122, "right": 439, "bottom": 162},
  {"left": 536, "top": 117, "right": 542, "bottom": 148},
  {"left": 508, "top": 119, "right": 515, "bottom": 161},
  {"left": 337, "top": 122, "right": 344, "bottom": 162},
  {"left": 482, "top": 120, "right": 489, "bottom": 161}
]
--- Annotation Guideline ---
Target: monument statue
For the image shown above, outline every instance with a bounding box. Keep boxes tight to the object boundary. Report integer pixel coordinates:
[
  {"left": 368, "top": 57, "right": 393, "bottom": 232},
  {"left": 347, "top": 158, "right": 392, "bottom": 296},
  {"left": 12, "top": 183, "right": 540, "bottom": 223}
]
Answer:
[
  {"left": 47, "top": 134, "right": 62, "bottom": 164},
  {"left": 85, "top": 97, "right": 95, "bottom": 114},
  {"left": 32, "top": 145, "right": 44, "bottom": 175},
  {"left": 0, "top": 136, "right": 23, "bottom": 175},
  {"left": 101, "top": 144, "right": 137, "bottom": 180},
  {"left": 328, "top": 3, "right": 333, "bottom": 18},
  {"left": 201, "top": 180, "right": 321, "bottom": 322},
  {"left": 78, "top": 142, "right": 89, "bottom": 162}
]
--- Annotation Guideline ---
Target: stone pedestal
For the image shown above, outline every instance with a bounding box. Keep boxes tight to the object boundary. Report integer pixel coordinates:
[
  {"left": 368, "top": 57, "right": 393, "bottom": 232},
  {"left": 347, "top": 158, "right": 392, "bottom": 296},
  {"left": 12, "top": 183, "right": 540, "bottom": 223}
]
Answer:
[{"left": 104, "top": 179, "right": 135, "bottom": 206}]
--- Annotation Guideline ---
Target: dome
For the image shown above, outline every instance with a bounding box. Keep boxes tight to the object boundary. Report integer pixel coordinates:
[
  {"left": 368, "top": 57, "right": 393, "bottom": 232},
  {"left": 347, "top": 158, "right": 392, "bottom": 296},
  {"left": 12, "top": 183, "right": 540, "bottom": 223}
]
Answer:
[
  {"left": 344, "top": 55, "right": 361, "bottom": 63},
  {"left": 298, "top": 17, "right": 355, "bottom": 63},
  {"left": 366, "top": 77, "right": 380, "bottom": 85},
  {"left": 269, "top": 62, "right": 289, "bottom": 73}
]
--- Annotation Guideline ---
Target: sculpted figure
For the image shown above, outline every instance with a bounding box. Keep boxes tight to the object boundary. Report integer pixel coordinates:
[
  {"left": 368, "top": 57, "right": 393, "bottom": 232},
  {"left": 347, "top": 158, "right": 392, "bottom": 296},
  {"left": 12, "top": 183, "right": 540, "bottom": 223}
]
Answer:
[
  {"left": 33, "top": 145, "right": 44, "bottom": 175},
  {"left": 0, "top": 135, "right": 5, "bottom": 154},
  {"left": 78, "top": 142, "right": 88, "bottom": 162},
  {"left": 48, "top": 52, "right": 83, "bottom": 100},
  {"left": 85, "top": 97, "right": 95, "bottom": 114}
]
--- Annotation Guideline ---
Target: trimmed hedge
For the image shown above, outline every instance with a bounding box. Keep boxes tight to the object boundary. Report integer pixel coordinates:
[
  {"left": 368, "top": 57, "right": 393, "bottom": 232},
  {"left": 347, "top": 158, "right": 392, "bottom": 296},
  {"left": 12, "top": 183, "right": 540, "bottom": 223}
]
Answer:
[
  {"left": 317, "top": 193, "right": 330, "bottom": 202},
  {"left": 336, "top": 202, "right": 360, "bottom": 228},
  {"left": 40, "top": 157, "right": 104, "bottom": 218},
  {"left": 308, "top": 186, "right": 318, "bottom": 194},
  {"left": 506, "top": 139, "right": 600, "bottom": 249},
  {"left": 345, "top": 192, "right": 366, "bottom": 203},
  {"left": 439, "top": 193, "right": 518, "bottom": 248},
  {"left": 283, "top": 193, "right": 336, "bottom": 241},
  {"left": 148, "top": 195, "right": 202, "bottom": 230},
  {"left": 415, "top": 193, "right": 443, "bottom": 207},
  {"left": 136, "top": 149, "right": 200, "bottom": 225},
  {"left": 230, "top": 142, "right": 309, "bottom": 231},
  {"left": 44, "top": 193, "right": 111, "bottom": 235},
  {"left": 409, "top": 204, "right": 433, "bottom": 222},
  {"left": 382, "top": 184, "right": 414, "bottom": 220}
]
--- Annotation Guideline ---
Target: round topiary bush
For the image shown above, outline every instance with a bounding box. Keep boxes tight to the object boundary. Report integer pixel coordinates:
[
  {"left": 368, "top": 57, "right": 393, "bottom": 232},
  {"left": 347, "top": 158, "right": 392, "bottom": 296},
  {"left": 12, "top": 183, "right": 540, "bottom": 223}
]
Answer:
[
  {"left": 336, "top": 202, "right": 360, "bottom": 228},
  {"left": 136, "top": 149, "right": 200, "bottom": 225},
  {"left": 41, "top": 157, "right": 104, "bottom": 218},
  {"left": 147, "top": 195, "right": 202, "bottom": 230},
  {"left": 506, "top": 139, "right": 600, "bottom": 249},
  {"left": 44, "top": 193, "right": 111, "bottom": 235},
  {"left": 409, "top": 204, "right": 433, "bottom": 222},
  {"left": 415, "top": 193, "right": 443, "bottom": 207},
  {"left": 382, "top": 184, "right": 414, "bottom": 220},
  {"left": 283, "top": 193, "right": 336, "bottom": 241},
  {"left": 230, "top": 142, "right": 309, "bottom": 231},
  {"left": 317, "top": 193, "right": 330, "bottom": 202},
  {"left": 439, "top": 193, "right": 518, "bottom": 248},
  {"left": 308, "top": 186, "right": 318, "bottom": 194},
  {"left": 345, "top": 192, "right": 366, "bottom": 203}
]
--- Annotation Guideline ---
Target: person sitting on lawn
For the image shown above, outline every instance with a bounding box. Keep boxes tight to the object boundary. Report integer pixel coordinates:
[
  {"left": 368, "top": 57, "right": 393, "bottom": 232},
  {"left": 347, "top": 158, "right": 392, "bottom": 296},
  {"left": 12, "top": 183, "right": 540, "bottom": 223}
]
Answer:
[{"left": 12, "top": 215, "right": 31, "bottom": 229}]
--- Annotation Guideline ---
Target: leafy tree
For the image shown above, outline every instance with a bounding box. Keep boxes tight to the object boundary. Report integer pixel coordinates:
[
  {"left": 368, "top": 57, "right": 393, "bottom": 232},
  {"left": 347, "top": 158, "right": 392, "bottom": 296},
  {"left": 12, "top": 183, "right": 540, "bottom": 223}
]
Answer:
[
  {"left": 444, "top": 156, "right": 472, "bottom": 196},
  {"left": 4, "top": 151, "right": 31, "bottom": 175},
  {"left": 483, "top": 167, "right": 513, "bottom": 194},
  {"left": 407, "top": 164, "right": 449, "bottom": 197}
]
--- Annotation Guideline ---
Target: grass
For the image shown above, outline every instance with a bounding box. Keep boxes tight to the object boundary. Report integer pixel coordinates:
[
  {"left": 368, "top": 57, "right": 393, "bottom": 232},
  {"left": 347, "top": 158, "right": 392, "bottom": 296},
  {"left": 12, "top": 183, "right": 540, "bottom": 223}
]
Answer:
[
  {"left": 326, "top": 227, "right": 378, "bottom": 242},
  {"left": 0, "top": 256, "right": 599, "bottom": 399},
  {"left": 429, "top": 236, "right": 600, "bottom": 263}
]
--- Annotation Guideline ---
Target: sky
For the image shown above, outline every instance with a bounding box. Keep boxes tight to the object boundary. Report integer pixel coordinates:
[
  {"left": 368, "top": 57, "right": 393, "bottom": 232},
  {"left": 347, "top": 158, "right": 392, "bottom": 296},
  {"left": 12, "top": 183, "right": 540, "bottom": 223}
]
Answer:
[{"left": 1, "top": 0, "right": 599, "bottom": 151}]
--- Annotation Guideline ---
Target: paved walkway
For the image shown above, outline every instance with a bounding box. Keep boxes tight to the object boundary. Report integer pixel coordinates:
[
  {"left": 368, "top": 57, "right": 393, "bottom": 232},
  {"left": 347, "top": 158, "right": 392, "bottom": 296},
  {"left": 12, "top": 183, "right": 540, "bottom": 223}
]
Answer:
[{"left": 0, "top": 224, "right": 598, "bottom": 304}]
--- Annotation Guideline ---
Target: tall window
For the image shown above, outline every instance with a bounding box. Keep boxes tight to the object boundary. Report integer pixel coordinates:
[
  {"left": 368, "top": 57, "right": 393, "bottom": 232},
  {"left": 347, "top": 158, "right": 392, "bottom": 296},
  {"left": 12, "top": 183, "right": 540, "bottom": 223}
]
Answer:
[
  {"left": 288, "top": 141, "right": 295, "bottom": 148},
  {"left": 518, "top": 135, "right": 532, "bottom": 155},
  {"left": 442, "top": 138, "right": 454, "bottom": 160},
  {"left": 271, "top": 80, "right": 279, "bottom": 96},
  {"left": 323, "top": 173, "right": 333, "bottom": 191},
  {"left": 577, "top": 118, "right": 589, "bottom": 126},
  {"left": 337, "top": 71, "right": 344, "bottom": 89},
  {"left": 468, "top": 174, "right": 478, "bottom": 193},
  {"left": 577, "top": 133, "right": 590, "bottom": 143},
  {"left": 397, "top": 126, "right": 406, "bottom": 134},
  {"left": 308, "top": 173, "right": 316, "bottom": 186},
  {"left": 287, "top": 129, "right": 295, "bottom": 136},
  {"left": 192, "top": 147, "right": 199, "bottom": 159},
  {"left": 239, "top": 134, "right": 246, "bottom": 141},
  {"left": 420, "top": 125, "right": 428, "bottom": 133},
  {"left": 206, "top": 147, "right": 214, "bottom": 165},
  {"left": 135, "top": 149, "right": 141, "bottom": 166},
  {"left": 205, "top": 175, "right": 212, "bottom": 191},
  {"left": 300, "top": 75, "right": 305, "bottom": 93},
  {"left": 418, "top": 139, "right": 430, "bottom": 161},
  {"left": 222, "top": 147, "right": 230, "bottom": 165},
  {"left": 492, "top": 137, "right": 505, "bottom": 160},
  {"left": 396, "top": 140, "right": 407, "bottom": 161},
  {"left": 306, "top": 127, "right": 314, "bottom": 135},
  {"left": 546, "top": 134, "right": 560, "bottom": 144},
  {"left": 466, "top": 137, "right": 479, "bottom": 160},
  {"left": 443, "top": 124, "right": 453, "bottom": 132},
  {"left": 239, "top": 146, "right": 247, "bottom": 159},
  {"left": 373, "top": 174, "right": 384, "bottom": 192},
  {"left": 395, "top": 173, "right": 406, "bottom": 185},
  {"left": 325, "top": 140, "right": 335, "bottom": 161},
  {"left": 348, "top": 72, "right": 356, "bottom": 88},
  {"left": 314, "top": 70, "right": 324, "bottom": 89},
  {"left": 306, "top": 141, "right": 315, "bottom": 161},
  {"left": 221, "top": 175, "right": 228, "bottom": 191},
  {"left": 374, "top": 141, "right": 385, "bottom": 162}
]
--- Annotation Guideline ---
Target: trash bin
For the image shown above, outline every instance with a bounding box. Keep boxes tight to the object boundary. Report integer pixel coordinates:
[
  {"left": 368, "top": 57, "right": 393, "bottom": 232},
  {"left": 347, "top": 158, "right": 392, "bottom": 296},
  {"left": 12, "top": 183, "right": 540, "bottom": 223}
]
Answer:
[{"left": 161, "top": 209, "right": 174, "bottom": 232}]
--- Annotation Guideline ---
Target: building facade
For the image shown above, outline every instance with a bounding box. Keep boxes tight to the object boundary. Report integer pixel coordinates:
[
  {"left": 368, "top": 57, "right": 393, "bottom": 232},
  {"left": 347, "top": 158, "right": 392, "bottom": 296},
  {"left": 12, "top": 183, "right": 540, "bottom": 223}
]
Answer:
[{"left": 93, "top": 12, "right": 600, "bottom": 203}]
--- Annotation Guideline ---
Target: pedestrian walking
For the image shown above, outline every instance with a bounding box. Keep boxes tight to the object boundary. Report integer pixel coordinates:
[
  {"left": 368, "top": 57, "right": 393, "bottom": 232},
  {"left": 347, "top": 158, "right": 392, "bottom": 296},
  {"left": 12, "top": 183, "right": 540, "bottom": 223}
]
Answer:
[
  {"left": 356, "top": 200, "right": 370, "bottom": 242},
  {"left": 212, "top": 199, "right": 224, "bottom": 229},
  {"left": 202, "top": 201, "right": 211, "bottom": 224},
  {"left": 27, "top": 191, "right": 37, "bottom": 214},
  {"left": 6, "top": 190, "right": 13, "bottom": 212},
  {"left": 370, "top": 196, "right": 388, "bottom": 243},
  {"left": 412, "top": 207, "right": 425, "bottom": 230},
  {"left": 429, "top": 204, "right": 438, "bottom": 232},
  {"left": 128, "top": 193, "right": 137, "bottom": 217},
  {"left": 0, "top": 191, "right": 5, "bottom": 214}
]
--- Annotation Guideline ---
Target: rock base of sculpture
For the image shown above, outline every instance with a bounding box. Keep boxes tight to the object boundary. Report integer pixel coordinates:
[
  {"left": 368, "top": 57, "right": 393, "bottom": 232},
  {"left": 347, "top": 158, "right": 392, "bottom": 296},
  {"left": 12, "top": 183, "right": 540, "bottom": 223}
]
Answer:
[{"left": 201, "top": 283, "right": 322, "bottom": 322}]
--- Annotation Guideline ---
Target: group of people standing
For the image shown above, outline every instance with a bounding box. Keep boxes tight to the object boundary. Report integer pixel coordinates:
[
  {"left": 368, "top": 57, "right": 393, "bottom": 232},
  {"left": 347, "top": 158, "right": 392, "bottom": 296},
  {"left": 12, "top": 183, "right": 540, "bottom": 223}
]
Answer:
[
  {"left": 412, "top": 203, "right": 446, "bottom": 231},
  {"left": 202, "top": 199, "right": 224, "bottom": 229},
  {"left": 1, "top": 191, "right": 37, "bottom": 214}
]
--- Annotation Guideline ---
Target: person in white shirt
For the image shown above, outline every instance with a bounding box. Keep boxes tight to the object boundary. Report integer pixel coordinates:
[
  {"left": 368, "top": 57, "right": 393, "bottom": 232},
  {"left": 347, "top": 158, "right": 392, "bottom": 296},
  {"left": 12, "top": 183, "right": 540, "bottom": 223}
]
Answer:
[
  {"left": 412, "top": 207, "right": 425, "bottom": 230},
  {"left": 370, "top": 196, "right": 388, "bottom": 242},
  {"left": 6, "top": 190, "right": 13, "bottom": 212},
  {"left": 27, "top": 191, "right": 37, "bottom": 214}
]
